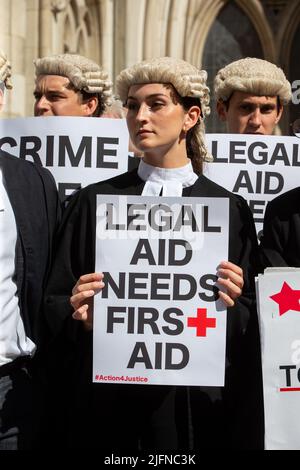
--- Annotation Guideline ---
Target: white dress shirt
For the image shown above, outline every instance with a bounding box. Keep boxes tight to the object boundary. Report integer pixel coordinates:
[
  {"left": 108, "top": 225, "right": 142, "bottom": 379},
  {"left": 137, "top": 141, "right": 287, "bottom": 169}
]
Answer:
[{"left": 0, "top": 170, "right": 35, "bottom": 366}]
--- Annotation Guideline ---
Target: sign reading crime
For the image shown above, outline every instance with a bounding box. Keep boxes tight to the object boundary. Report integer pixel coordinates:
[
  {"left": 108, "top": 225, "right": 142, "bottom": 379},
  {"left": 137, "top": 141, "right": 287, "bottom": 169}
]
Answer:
[
  {"left": 93, "top": 195, "right": 229, "bottom": 386},
  {"left": 0, "top": 116, "right": 129, "bottom": 201},
  {"left": 256, "top": 268, "right": 300, "bottom": 450},
  {"left": 204, "top": 134, "right": 300, "bottom": 237}
]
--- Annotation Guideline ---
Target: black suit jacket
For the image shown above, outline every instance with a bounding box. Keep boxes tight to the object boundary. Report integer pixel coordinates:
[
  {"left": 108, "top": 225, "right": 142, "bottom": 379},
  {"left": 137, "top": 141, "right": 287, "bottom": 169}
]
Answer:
[
  {"left": 260, "top": 187, "right": 300, "bottom": 267},
  {"left": 45, "top": 169, "right": 263, "bottom": 449},
  {"left": 0, "top": 154, "right": 60, "bottom": 346}
]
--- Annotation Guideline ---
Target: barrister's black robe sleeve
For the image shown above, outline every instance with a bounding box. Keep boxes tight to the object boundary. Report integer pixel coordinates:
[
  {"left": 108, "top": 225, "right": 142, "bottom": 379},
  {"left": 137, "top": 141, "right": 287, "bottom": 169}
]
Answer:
[
  {"left": 44, "top": 169, "right": 145, "bottom": 339},
  {"left": 44, "top": 170, "right": 263, "bottom": 450},
  {"left": 260, "top": 187, "right": 300, "bottom": 268}
]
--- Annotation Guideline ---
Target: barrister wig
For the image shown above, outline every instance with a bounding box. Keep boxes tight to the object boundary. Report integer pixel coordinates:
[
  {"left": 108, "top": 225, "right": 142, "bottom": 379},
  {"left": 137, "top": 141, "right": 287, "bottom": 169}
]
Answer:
[
  {"left": 102, "top": 96, "right": 126, "bottom": 118},
  {"left": 214, "top": 57, "right": 292, "bottom": 105},
  {"left": 0, "top": 50, "right": 12, "bottom": 89},
  {"left": 116, "top": 57, "right": 212, "bottom": 170},
  {"left": 34, "top": 53, "right": 113, "bottom": 112}
]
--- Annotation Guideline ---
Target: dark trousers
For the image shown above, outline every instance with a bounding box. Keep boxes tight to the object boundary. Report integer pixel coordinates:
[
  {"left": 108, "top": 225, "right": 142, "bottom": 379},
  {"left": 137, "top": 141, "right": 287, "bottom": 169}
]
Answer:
[{"left": 0, "top": 359, "right": 43, "bottom": 450}]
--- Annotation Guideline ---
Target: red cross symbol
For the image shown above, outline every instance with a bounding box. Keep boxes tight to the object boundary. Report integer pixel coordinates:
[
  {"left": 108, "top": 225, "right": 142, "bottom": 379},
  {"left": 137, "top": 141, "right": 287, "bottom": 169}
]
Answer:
[{"left": 187, "top": 308, "right": 216, "bottom": 337}]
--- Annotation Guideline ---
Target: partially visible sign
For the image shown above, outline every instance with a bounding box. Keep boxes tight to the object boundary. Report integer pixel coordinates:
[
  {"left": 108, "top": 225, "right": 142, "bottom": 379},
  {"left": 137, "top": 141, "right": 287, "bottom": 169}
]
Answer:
[
  {"left": 205, "top": 134, "right": 300, "bottom": 236},
  {"left": 0, "top": 116, "right": 129, "bottom": 201},
  {"left": 256, "top": 268, "right": 300, "bottom": 449}
]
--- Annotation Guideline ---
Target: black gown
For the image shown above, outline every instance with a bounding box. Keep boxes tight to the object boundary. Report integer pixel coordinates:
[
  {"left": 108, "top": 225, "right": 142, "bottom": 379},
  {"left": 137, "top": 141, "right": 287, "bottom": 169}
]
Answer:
[
  {"left": 44, "top": 168, "right": 263, "bottom": 450},
  {"left": 260, "top": 187, "right": 300, "bottom": 267}
]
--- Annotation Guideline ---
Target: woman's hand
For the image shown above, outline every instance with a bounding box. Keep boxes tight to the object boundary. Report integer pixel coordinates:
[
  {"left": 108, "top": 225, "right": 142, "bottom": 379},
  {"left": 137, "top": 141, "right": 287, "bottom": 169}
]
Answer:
[
  {"left": 217, "top": 261, "right": 244, "bottom": 307},
  {"left": 70, "top": 272, "right": 104, "bottom": 330}
]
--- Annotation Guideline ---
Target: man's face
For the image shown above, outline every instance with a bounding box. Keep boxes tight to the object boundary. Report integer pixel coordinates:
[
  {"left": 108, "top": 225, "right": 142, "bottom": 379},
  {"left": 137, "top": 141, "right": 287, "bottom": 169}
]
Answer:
[
  {"left": 217, "top": 91, "right": 283, "bottom": 135},
  {"left": 34, "top": 75, "right": 96, "bottom": 116}
]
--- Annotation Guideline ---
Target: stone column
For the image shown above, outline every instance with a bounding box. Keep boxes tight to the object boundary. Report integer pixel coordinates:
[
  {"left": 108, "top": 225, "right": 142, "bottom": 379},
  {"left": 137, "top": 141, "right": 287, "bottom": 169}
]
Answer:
[
  {"left": 96, "top": 0, "right": 114, "bottom": 79},
  {"left": 39, "top": 0, "right": 56, "bottom": 57},
  {"left": 0, "top": 0, "right": 27, "bottom": 117},
  {"left": 25, "top": 0, "right": 40, "bottom": 116}
]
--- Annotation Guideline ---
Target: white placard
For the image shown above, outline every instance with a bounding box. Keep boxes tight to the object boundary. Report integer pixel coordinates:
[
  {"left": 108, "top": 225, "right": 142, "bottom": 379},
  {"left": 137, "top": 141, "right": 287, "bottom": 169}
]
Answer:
[
  {"left": 256, "top": 268, "right": 300, "bottom": 449},
  {"left": 205, "top": 134, "right": 300, "bottom": 236},
  {"left": 93, "top": 195, "right": 229, "bottom": 386},
  {"left": 0, "top": 116, "right": 129, "bottom": 201}
]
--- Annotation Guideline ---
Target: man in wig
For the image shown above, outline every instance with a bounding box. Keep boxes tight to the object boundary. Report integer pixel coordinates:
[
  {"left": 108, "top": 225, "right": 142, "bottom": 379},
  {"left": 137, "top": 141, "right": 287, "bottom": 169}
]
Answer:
[
  {"left": 214, "top": 57, "right": 291, "bottom": 135},
  {"left": 34, "top": 53, "right": 113, "bottom": 117}
]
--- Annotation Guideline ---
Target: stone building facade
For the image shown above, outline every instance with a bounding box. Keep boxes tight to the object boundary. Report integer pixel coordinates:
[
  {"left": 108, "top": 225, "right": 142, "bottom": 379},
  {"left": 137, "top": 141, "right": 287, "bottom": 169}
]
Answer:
[{"left": 1, "top": 0, "right": 300, "bottom": 133}]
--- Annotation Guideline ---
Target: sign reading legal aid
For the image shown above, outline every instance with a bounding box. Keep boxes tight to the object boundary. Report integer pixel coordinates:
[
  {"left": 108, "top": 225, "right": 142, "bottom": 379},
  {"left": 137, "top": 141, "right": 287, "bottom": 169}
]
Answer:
[
  {"left": 204, "top": 134, "right": 300, "bottom": 237},
  {"left": 93, "top": 195, "right": 229, "bottom": 386}
]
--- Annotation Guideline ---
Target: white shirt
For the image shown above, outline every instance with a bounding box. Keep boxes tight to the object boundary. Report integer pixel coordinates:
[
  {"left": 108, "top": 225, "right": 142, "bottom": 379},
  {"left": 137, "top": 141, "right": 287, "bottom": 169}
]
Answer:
[
  {"left": 138, "top": 159, "right": 198, "bottom": 197},
  {"left": 0, "top": 169, "right": 36, "bottom": 366}
]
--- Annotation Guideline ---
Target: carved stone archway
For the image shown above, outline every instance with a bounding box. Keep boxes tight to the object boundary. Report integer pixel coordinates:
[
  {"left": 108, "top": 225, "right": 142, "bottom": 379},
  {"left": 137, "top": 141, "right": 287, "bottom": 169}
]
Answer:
[
  {"left": 277, "top": 0, "right": 300, "bottom": 71},
  {"left": 2, "top": 0, "right": 297, "bottom": 118},
  {"left": 186, "top": 0, "right": 275, "bottom": 68}
]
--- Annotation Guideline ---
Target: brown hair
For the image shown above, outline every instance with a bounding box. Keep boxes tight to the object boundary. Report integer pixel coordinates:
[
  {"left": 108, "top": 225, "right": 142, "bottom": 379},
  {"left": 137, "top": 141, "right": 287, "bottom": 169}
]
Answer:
[
  {"left": 64, "top": 82, "right": 104, "bottom": 116},
  {"left": 168, "top": 85, "right": 205, "bottom": 175}
]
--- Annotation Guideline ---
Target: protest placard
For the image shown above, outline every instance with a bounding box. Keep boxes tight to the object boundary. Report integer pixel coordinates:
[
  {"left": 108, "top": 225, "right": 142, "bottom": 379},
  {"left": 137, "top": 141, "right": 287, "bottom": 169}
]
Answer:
[
  {"left": 93, "top": 195, "right": 229, "bottom": 386},
  {"left": 205, "top": 134, "right": 300, "bottom": 236},
  {"left": 256, "top": 268, "right": 300, "bottom": 449},
  {"left": 0, "top": 116, "right": 130, "bottom": 201}
]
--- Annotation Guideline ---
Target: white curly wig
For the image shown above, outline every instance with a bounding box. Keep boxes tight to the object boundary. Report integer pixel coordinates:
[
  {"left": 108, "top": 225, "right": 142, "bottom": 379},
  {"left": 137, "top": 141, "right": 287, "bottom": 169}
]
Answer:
[
  {"left": 214, "top": 57, "right": 292, "bottom": 105},
  {"left": 0, "top": 50, "right": 12, "bottom": 89},
  {"left": 116, "top": 56, "right": 212, "bottom": 163},
  {"left": 34, "top": 53, "right": 113, "bottom": 109}
]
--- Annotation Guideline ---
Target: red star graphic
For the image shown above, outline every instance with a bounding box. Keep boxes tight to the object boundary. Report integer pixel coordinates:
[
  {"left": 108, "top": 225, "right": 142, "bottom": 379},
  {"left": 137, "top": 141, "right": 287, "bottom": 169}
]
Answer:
[{"left": 270, "top": 282, "right": 300, "bottom": 316}]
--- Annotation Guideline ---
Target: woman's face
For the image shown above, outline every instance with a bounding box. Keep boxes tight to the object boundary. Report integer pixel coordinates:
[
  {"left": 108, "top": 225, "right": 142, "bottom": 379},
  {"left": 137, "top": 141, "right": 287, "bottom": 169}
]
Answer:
[{"left": 126, "top": 83, "right": 188, "bottom": 163}]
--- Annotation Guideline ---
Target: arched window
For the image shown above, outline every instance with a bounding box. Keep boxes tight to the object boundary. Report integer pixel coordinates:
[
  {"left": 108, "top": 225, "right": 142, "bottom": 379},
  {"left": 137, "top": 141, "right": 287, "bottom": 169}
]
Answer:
[
  {"left": 203, "top": 2, "right": 263, "bottom": 133},
  {"left": 63, "top": 15, "right": 73, "bottom": 52},
  {"left": 77, "top": 31, "right": 85, "bottom": 55},
  {"left": 59, "top": 0, "right": 94, "bottom": 56},
  {"left": 289, "top": 24, "right": 300, "bottom": 135}
]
